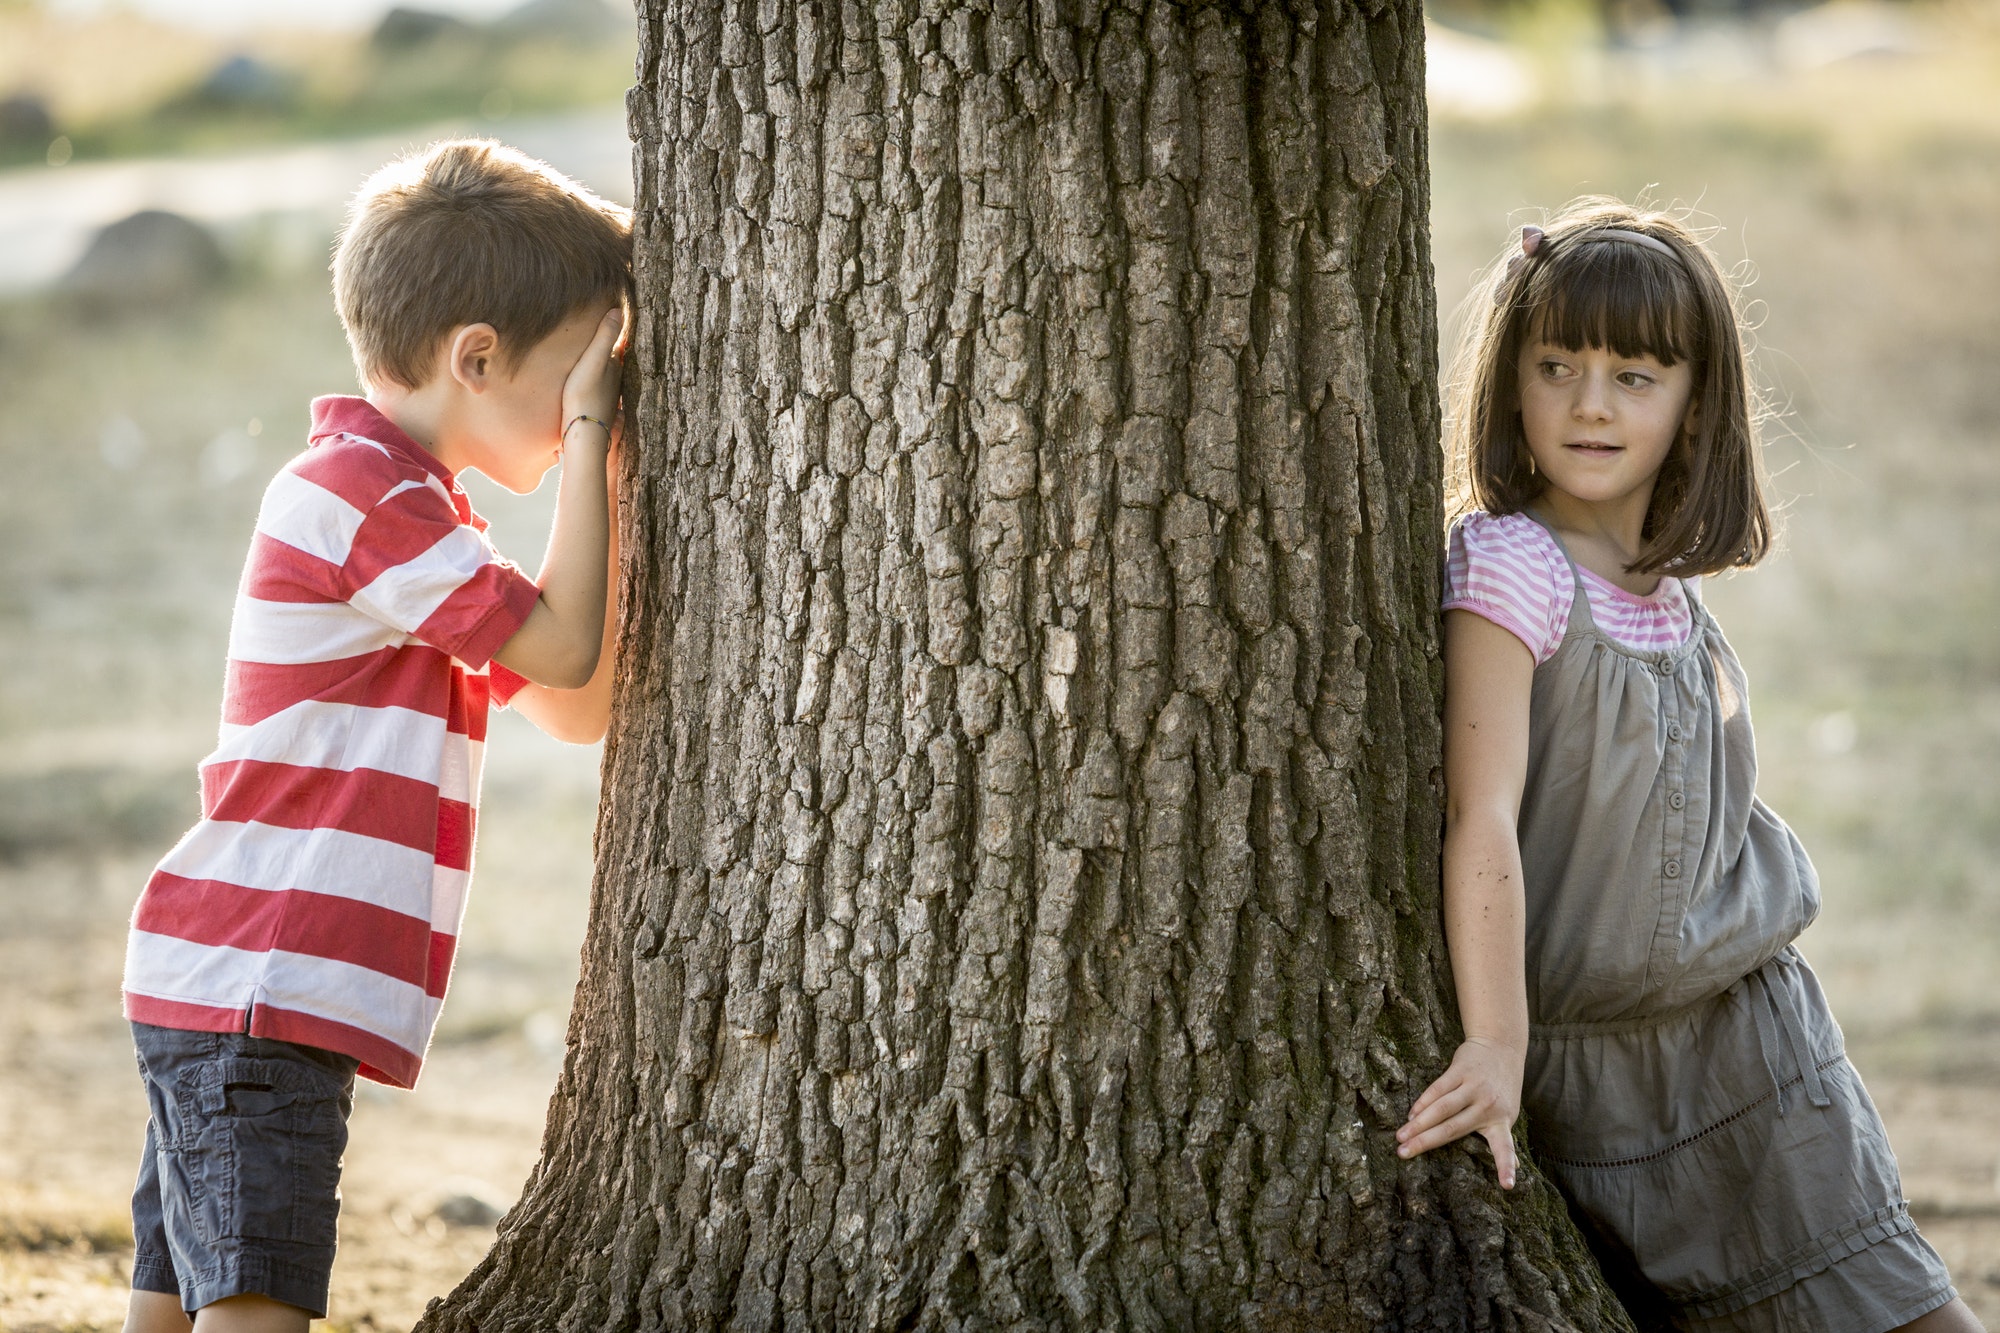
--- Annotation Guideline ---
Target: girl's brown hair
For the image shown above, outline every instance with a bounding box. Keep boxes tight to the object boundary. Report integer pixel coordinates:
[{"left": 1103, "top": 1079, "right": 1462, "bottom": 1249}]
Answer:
[{"left": 1447, "top": 196, "right": 1770, "bottom": 577}]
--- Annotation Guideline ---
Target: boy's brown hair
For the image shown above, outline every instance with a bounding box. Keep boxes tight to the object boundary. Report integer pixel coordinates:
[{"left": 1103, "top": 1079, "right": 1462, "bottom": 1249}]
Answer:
[
  {"left": 1448, "top": 196, "right": 1772, "bottom": 577},
  {"left": 333, "top": 138, "right": 632, "bottom": 392}
]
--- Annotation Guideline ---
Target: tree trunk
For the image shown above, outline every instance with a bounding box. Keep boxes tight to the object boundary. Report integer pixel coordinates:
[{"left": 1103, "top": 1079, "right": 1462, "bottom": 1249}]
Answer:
[{"left": 421, "top": 1, "right": 1633, "bottom": 1328}]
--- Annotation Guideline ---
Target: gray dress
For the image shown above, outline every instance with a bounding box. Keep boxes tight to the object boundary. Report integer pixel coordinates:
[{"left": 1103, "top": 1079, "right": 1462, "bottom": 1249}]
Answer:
[{"left": 1511, "top": 513, "right": 1955, "bottom": 1331}]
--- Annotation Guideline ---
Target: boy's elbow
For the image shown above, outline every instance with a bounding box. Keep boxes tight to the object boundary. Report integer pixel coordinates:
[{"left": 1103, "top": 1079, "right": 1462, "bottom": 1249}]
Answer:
[
  {"left": 546, "top": 691, "right": 610, "bottom": 745},
  {"left": 544, "top": 643, "right": 601, "bottom": 691},
  {"left": 546, "top": 715, "right": 608, "bottom": 745},
  {"left": 498, "top": 609, "right": 602, "bottom": 690}
]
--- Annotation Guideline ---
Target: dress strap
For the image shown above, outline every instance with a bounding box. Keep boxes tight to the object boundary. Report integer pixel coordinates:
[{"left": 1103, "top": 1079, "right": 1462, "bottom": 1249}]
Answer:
[
  {"left": 1515, "top": 507, "right": 1597, "bottom": 633},
  {"left": 1742, "top": 952, "right": 1833, "bottom": 1116}
]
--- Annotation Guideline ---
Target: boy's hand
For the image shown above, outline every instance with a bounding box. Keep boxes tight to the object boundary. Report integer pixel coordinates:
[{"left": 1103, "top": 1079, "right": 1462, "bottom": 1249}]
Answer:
[
  {"left": 1395, "top": 1036, "right": 1523, "bottom": 1189},
  {"left": 561, "top": 306, "right": 626, "bottom": 441}
]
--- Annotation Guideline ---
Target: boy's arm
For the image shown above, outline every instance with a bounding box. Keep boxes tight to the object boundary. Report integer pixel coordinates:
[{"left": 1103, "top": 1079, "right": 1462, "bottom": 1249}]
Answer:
[
  {"left": 492, "top": 308, "right": 622, "bottom": 694},
  {"left": 1395, "top": 609, "right": 1534, "bottom": 1187},
  {"left": 506, "top": 459, "right": 619, "bottom": 744}
]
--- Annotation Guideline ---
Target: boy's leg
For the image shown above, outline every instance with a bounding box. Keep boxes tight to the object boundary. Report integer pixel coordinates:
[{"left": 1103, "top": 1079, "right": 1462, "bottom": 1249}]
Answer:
[
  {"left": 124, "top": 1291, "right": 195, "bottom": 1333},
  {"left": 193, "top": 1294, "right": 311, "bottom": 1333},
  {"left": 128, "top": 1074, "right": 189, "bottom": 1330},
  {"left": 129, "top": 1022, "right": 358, "bottom": 1324}
]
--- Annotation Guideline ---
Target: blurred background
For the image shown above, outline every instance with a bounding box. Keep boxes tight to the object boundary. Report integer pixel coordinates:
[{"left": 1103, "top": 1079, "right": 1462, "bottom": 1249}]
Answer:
[{"left": 0, "top": 0, "right": 1995, "bottom": 1327}]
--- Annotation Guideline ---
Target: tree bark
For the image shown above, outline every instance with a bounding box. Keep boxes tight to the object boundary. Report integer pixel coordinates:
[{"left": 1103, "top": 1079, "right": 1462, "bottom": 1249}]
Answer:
[{"left": 421, "top": 1, "right": 1633, "bottom": 1328}]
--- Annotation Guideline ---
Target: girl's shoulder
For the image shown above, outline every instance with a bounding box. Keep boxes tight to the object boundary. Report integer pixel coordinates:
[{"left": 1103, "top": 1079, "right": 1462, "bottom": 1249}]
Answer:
[
  {"left": 1449, "top": 509, "right": 1568, "bottom": 565},
  {"left": 1444, "top": 510, "right": 1572, "bottom": 664}
]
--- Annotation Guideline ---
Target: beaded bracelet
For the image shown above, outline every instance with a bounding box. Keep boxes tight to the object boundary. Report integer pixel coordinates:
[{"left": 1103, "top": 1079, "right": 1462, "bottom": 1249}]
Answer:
[{"left": 563, "top": 413, "right": 612, "bottom": 444}]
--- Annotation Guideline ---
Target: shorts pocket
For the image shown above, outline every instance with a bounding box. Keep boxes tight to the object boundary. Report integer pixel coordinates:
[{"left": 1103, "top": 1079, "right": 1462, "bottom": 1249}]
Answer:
[{"left": 173, "top": 1055, "right": 350, "bottom": 1248}]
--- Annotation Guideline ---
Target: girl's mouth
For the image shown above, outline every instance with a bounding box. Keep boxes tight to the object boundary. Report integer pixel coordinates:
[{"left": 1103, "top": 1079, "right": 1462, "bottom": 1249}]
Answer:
[{"left": 1566, "top": 441, "right": 1622, "bottom": 457}]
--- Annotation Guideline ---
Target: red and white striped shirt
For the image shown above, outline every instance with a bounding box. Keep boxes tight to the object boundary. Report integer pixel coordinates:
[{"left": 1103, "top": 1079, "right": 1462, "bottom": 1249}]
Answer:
[
  {"left": 124, "top": 396, "right": 540, "bottom": 1088},
  {"left": 1445, "top": 510, "right": 1695, "bottom": 663}
]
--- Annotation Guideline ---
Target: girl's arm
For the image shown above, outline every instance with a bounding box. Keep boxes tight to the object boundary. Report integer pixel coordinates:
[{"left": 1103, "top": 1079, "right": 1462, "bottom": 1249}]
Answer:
[{"left": 1396, "top": 609, "right": 1535, "bottom": 1188}]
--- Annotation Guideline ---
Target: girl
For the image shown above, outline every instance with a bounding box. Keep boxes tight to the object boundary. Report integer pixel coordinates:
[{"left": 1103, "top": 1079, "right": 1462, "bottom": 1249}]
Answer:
[{"left": 1394, "top": 198, "right": 1983, "bottom": 1333}]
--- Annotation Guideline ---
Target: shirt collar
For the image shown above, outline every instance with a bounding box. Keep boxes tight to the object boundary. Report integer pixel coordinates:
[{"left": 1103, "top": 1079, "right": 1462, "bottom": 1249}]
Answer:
[{"left": 307, "top": 395, "right": 457, "bottom": 490}]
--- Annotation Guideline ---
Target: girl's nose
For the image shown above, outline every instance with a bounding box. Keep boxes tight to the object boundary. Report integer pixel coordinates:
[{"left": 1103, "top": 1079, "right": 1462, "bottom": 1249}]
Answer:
[{"left": 1573, "top": 370, "right": 1614, "bottom": 420}]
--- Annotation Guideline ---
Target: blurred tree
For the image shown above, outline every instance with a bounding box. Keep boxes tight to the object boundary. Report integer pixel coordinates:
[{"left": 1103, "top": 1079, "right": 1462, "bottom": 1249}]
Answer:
[
  {"left": 371, "top": 7, "right": 481, "bottom": 50},
  {"left": 0, "top": 93, "right": 54, "bottom": 148},
  {"left": 420, "top": 1, "right": 1634, "bottom": 1328}
]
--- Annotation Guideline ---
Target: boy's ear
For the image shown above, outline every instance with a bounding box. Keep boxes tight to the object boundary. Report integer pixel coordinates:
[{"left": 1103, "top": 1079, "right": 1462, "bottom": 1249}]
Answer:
[{"left": 445, "top": 323, "right": 503, "bottom": 393}]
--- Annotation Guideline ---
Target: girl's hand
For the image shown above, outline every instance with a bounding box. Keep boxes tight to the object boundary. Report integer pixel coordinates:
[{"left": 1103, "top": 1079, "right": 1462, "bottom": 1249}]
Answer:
[
  {"left": 1395, "top": 1036, "right": 1524, "bottom": 1189},
  {"left": 561, "top": 306, "right": 626, "bottom": 436}
]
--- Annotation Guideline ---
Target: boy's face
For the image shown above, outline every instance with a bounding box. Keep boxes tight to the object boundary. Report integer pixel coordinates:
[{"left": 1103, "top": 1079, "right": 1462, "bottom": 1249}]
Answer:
[{"left": 458, "top": 302, "right": 619, "bottom": 494}]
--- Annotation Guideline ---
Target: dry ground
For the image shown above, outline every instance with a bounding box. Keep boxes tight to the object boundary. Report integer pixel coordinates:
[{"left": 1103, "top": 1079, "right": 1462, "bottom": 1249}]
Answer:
[{"left": 3, "top": 14, "right": 1999, "bottom": 1329}]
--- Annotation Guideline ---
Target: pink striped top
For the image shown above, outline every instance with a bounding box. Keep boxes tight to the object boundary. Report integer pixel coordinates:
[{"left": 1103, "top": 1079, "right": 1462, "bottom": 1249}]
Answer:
[
  {"left": 1444, "top": 511, "right": 1695, "bottom": 664},
  {"left": 123, "top": 396, "right": 541, "bottom": 1088}
]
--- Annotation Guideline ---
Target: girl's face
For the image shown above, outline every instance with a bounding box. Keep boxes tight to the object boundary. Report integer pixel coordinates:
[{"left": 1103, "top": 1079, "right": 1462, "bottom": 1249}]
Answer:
[{"left": 1514, "top": 338, "right": 1697, "bottom": 511}]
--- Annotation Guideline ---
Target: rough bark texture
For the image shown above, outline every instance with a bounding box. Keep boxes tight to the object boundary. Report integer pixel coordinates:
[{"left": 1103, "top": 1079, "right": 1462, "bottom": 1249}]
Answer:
[{"left": 421, "top": 1, "right": 1635, "bottom": 1328}]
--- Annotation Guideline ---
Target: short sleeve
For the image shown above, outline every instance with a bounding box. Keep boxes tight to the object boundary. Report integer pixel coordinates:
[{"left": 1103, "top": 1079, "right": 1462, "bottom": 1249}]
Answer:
[
  {"left": 342, "top": 477, "right": 541, "bottom": 669},
  {"left": 488, "top": 661, "right": 530, "bottom": 708},
  {"left": 1443, "top": 512, "right": 1570, "bottom": 664}
]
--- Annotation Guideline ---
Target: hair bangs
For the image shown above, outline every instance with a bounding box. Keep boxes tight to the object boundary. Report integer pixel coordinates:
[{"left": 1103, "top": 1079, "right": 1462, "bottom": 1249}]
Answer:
[{"left": 1522, "top": 238, "right": 1702, "bottom": 368}]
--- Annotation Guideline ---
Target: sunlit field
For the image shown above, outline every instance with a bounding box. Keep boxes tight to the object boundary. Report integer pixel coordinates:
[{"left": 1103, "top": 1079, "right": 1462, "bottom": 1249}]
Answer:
[
  {"left": 0, "top": 4, "right": 632, "bottom": 165},
  {"left": 2, "top": 3, "right": 1998, "bottom": 1326}
]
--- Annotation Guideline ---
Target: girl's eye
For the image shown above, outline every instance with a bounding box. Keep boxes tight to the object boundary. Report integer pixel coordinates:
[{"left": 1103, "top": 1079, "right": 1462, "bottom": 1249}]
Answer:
[{"left": 1618, "top": 371, "right": 1656, "bottom": 388}]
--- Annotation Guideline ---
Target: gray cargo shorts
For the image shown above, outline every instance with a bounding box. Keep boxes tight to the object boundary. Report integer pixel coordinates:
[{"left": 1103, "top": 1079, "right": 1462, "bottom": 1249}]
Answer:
[{"left": 128, "top": 1021, "right": 358, "bottom": 1317}]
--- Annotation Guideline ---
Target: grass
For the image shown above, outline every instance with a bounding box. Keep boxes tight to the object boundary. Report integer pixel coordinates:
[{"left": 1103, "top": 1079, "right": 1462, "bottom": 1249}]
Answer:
[{"left": 0, "top": 9, "right": 634, "bottom": 168}]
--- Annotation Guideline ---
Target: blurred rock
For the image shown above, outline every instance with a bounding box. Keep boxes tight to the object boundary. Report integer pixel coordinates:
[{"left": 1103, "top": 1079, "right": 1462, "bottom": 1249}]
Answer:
[
  {"left": 192, "top": 55, "right": 297, "bottom": 111},
  {"left": 0, "top": 94, "right": 54, "bottom": 150},
  {"left": 494, "top": 0, "right": 626, "bottom": 44},
  {"left": 415, "top": 1177, "right": 511, "bottom": 1228},
  {"left": 62, "top": 210, "right": 229, "bottom": 308},
  {"left": 372, "top": 6, "right": 479, "bottom": 50}
]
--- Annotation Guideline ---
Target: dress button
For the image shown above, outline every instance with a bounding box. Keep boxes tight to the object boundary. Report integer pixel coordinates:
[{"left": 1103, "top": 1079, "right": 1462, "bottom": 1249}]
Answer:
[
  {"left": 1663, "top": 859, "right": 1682, "bottom": 879},
  {"left": 1669, "top": 790, "right": 1686, "bottom": 810},
  {"left": 1667, "top": 723, "right": 1684, "bottom": 743}
]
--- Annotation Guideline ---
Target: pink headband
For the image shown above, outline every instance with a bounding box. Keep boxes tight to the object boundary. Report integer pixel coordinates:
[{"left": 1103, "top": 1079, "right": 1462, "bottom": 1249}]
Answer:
[{"left": 1497, "top": 223, "right": 1681, "bottom": 303}]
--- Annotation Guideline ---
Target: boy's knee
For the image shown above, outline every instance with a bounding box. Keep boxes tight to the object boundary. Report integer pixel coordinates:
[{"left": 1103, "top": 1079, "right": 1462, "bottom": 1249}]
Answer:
[
  {"left": 123, "top": 1289, "right": 193, "bottom": 1333},
  {"left": 192, "top": 1293, "right": 313, "bottom": 1333}
]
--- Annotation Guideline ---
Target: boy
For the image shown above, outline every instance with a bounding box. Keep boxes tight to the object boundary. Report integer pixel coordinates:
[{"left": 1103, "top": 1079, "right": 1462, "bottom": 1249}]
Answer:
[{"left": 119, "top": 139, "right": 629, "bottom": 1333}]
